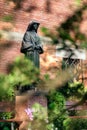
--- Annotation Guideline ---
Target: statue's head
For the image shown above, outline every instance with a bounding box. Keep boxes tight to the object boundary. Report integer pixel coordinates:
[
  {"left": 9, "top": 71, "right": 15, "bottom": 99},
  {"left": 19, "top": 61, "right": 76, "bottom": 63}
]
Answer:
[{"left": 27, "top": 21, "right": 40, "bottom": 32}]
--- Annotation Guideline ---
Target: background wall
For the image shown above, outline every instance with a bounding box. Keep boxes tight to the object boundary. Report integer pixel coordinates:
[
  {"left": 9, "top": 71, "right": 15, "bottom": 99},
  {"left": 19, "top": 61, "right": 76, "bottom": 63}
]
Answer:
[
  {"left": 1, "top": 0, "right": 87, "bottom": 33},
  {"left": 0, "top": 0, "right": 87, "bottom": 82}
]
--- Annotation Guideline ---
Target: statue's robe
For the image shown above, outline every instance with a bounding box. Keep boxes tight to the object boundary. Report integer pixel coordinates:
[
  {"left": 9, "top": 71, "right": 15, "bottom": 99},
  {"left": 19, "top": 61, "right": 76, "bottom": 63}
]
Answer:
[{"left": 21, "top": 30, "right": 43, "bottom": 68}]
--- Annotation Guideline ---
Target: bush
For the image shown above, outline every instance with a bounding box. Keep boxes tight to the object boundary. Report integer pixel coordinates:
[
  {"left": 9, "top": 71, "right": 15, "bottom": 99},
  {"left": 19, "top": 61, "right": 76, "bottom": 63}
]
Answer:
[
  {"left": 58, "top": 81, "right": 85, "bottom": 99},
  {"left": 0, "top": 112, "right": 13, "bottom": 119},
  {"left": 47, "top": 91, "right": 68, "bottom": 130},
  {"left": 63, "top": 118, "right": 87, "bottom": 130},
  {"left": 0, "top": 56, "right": 40, "bottom": 101},
  {"left": 0, "top": 74, "right": 14, "bottom": 101}
]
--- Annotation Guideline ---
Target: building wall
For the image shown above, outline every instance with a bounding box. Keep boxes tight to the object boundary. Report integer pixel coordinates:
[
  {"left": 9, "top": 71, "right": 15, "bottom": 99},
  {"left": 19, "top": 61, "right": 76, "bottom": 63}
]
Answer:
[
  {"left": 0, "top": 0, "right": 87, "bottom": 84},
  {"left": 0, "top": 0, "right": 84, "bottom": 33}
]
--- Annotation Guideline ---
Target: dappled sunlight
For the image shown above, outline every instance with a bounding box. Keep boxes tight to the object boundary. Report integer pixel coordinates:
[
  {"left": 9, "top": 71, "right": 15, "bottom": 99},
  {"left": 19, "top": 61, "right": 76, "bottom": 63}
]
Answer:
[{"left": 40, "top": 45, "right": 62, "bottom": 78}]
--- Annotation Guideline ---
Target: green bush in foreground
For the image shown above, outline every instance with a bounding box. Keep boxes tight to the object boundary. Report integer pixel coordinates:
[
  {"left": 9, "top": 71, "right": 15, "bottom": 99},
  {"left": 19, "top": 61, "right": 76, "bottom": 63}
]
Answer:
[
  {"left": 0, "top": 56, "right": 39, "bottom": 101},
  {"left": 63, "top": 118, "right": 87, "bottom": 130},
  {"left": 47, "top": 91, "right": 68, "bottom": 130}
]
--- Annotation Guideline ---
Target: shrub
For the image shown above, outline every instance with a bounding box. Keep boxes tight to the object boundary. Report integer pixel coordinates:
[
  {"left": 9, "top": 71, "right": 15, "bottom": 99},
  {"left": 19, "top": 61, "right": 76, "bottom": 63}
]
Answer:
[
  {"left": 63, "top": 118, "right": 87, "bottom": 130},
  {"left": 47, "top": 91, "right": 68, "bottom": 130}
]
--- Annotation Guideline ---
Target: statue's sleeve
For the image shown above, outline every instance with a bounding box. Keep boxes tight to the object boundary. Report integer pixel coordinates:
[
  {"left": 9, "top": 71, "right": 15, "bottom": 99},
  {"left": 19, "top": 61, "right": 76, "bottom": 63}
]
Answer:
[
  {"left": 20, "top": 32, "right": 33, "bottom": 53},
  {"left": 37, "top": 37, "right": 44, "bottom": 54}
]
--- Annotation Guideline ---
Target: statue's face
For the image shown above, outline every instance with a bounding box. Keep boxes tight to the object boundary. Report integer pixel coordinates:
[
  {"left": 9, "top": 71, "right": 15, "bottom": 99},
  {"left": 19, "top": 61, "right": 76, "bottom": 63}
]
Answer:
[{"left": 33, "top": 23, "right": 38, "bottom": 30}]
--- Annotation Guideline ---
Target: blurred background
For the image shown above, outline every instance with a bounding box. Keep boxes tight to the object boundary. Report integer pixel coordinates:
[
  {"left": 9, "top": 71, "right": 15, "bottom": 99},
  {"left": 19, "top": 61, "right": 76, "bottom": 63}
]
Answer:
[{"left": 0, "top": 0, "right": 87, "bottom": 130}]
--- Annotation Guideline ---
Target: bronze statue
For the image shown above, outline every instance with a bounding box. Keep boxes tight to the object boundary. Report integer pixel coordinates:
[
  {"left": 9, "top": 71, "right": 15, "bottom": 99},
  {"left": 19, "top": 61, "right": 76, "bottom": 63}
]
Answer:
[{"left": 20, "top": 21, "right": 44, "bottom": 68}]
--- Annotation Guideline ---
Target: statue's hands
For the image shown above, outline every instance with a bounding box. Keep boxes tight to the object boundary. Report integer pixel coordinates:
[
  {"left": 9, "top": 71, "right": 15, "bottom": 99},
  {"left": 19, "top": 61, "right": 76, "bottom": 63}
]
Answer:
[
  {"left": 36, "top": 46, "right": 44, "bottom": 54},
  {"left": 36, "top": 46, "right": 41, "bottom": 50},
  {"left": 34, "top": 46, "right": 40, "bottom": 50}
]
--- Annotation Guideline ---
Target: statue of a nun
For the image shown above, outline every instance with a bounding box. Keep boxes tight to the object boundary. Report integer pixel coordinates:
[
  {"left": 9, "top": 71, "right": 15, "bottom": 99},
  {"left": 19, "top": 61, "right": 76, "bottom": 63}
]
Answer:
[{"left": 20, "top": 21, "right": 44, "bottom": 68}]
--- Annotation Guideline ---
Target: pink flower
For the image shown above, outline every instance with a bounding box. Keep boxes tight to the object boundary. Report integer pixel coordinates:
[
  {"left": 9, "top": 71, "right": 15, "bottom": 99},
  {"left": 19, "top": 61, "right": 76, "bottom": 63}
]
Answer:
[{"left": 25, "top": 108, "right": 34, "bottom": 121}]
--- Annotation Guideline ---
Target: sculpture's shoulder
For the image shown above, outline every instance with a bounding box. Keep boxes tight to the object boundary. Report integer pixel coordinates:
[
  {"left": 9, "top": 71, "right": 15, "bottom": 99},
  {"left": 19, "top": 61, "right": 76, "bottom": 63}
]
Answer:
[
  {"left": 23, "top": 31, "right": 31, "bottom": 40},
  {"left": 24, "top": 31, "right": 31, "bottom": 36}
]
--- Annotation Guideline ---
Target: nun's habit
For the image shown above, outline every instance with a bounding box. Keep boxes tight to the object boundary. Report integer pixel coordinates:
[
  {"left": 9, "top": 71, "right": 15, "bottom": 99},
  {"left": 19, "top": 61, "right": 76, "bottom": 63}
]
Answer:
[{"left": 20, "top": 21, "right": 44, "bottom": 68}]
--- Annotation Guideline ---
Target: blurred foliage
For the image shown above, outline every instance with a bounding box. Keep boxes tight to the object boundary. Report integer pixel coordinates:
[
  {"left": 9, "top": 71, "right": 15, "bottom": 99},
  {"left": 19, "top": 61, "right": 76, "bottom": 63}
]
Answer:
[
  {"left": 0, "top": 112, "right": 13, "bottom": 119},
  {"left": 8, "top": 56, "right": 39, "bottom": 87},
  {"left": 46, "top": 81, "right": 86, "bottom": 129},
  {"left": 0, "top": 56, "right": 39, "bottom": 101},
  {"left": 41, "top": 5, "right": 87, "bottom": 48},
  {"left": 27, "top": 103, "right": 48, "bottom": 130},
  {"left": 75, "top": 0, "right": 82, "bottom": 6},
  {"left": 0, "top": 74, "right": 14, "bottom": 101},
  {"left": 30, "top": 118, "right": 47, "bottom": 130},
  {"left": 0, "top": 122, "right": 11, "bottom": 130},
  {"left": 57, "top": 5, "right": 87, "bottom": 49},
  {"left": 0, "top": 57, "right": 86, "bottom": 130},
  {"left": 0, "top": 56, "right": 86, "bottom": 129},
  {"left": 32, "top": 103, "right": 47, "bottom": 120},
  {"left": 63, "top": 118, "right": 87, "bottom": 130},
  {"left": 47, "top": 91, "right": 68, "bottom": 130},
  {"left": 41, "top": 27, "right": 50, "bottom": 37},
  {"left": 0, "top": 122, "right": 17, "bottom": 130},
  {"left": 0, "top": 1, "right": 87, "bottom": 129},
  {"left": 41, "top": 27, "right": 58, "bottom": 44},
  {"left": 0, "top": 55, "right": 75, "bottom": 101},
  {"left": 38, "top": 68, "right": 75, "bottom": 93},
  {"left": 1, "top": 14, "right": 14, "bottom": 23},
  {"left": 58, "top": 81, "right": 85, "bottom": 99},
  {"left": 0, "top": 34, "right": 2, "bottom": 39},
  {"left": 67, "top": 109, "right": 77, "bottom": 116},
  {"left": 41, "top": 7, "right": 87, "bottom": 129}
]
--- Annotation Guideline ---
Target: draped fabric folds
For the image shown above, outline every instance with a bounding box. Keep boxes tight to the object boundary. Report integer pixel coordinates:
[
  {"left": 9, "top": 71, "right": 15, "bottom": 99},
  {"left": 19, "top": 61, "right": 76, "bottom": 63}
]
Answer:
[{"left": 20, "top": 21, "right": 44, "bottom": 68}]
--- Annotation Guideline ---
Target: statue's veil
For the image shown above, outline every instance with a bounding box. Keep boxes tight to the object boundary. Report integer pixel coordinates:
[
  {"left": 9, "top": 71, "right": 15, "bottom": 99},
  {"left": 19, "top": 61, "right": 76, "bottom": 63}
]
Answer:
[{"left": 26, "top": 21, "right": 40, "bottom": 32}]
